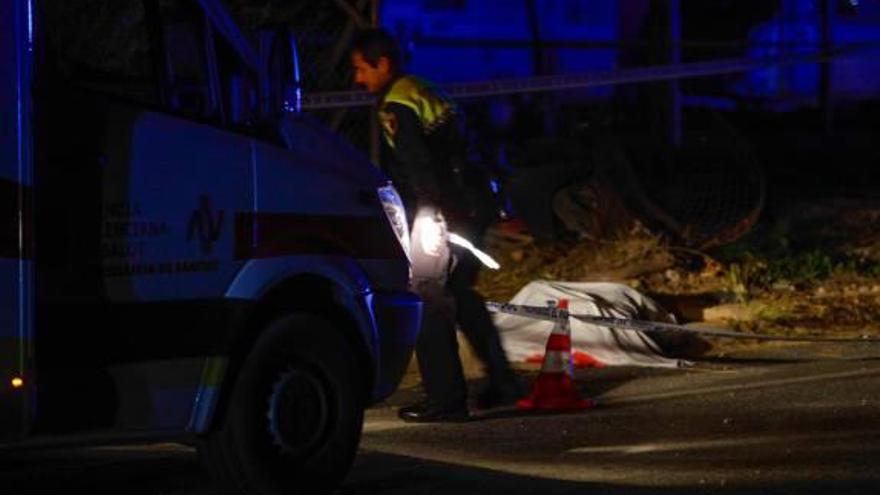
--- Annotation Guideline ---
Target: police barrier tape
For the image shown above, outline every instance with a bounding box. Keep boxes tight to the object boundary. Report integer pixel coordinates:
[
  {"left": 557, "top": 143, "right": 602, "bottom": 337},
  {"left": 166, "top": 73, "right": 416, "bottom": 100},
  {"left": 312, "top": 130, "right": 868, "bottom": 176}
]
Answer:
[
  {"left": 485, "top": 301, "right": 880, "bottom": 343},
  {"left": 301, "top": 44, "right": 870, "bottom": 110}
]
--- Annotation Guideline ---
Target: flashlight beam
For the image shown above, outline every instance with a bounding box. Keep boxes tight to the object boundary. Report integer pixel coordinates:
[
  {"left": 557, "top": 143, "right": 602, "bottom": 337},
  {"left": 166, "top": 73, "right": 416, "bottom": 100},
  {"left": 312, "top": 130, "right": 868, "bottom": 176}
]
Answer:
[{"left": 448, "top": 233, "right": 501, "bottom": 270}]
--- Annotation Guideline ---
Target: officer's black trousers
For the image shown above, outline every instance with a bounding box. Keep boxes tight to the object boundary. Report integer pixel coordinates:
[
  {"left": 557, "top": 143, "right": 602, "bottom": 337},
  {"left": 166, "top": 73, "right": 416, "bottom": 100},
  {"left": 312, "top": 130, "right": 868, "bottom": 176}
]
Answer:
[{"left": 414, "top": 238, "right": 516, "bottom": 409}]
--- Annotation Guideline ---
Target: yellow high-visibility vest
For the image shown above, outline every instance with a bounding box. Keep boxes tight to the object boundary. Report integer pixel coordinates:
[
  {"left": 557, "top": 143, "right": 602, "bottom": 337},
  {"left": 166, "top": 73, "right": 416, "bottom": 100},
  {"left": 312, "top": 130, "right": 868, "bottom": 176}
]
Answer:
[{"left": 378, "top": 76, "right": 458, "bottom": 148}]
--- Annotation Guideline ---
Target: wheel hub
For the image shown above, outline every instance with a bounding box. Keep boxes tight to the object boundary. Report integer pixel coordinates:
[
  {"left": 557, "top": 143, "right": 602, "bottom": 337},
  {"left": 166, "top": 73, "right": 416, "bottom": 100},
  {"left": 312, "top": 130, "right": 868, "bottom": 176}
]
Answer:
[{"left": 266, "top": 367, "right": 330, "bottom": 457}]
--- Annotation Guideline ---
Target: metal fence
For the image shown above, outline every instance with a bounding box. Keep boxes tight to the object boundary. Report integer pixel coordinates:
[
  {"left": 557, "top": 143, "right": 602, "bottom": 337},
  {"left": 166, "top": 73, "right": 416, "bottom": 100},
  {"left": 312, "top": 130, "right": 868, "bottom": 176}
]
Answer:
[
  {"left": 282, "top": 0, "right": 376, "bottom": 155},
  {"left": 277, "top": 1, "right": 872, "bottom": 248},
  {"left": 286, "top": 1, "right": 874, "bottom": 248}
]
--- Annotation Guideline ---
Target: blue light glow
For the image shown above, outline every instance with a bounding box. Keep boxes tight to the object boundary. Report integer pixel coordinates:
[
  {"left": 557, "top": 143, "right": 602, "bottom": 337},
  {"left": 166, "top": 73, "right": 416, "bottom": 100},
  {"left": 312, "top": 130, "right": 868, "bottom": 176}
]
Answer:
[
  {"left": 289, "top": 35, "right": 303, "bottom": 113},
  {"left": 26, "top": 0, "right": 33, "bottom": 49},
  {"left": 489, "top": 179, "right": 500, "bottom": 194}
]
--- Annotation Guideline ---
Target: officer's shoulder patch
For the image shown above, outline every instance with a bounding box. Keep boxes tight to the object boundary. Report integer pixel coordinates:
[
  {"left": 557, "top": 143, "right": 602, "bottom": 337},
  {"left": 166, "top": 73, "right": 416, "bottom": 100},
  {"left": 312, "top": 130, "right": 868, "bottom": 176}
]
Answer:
[{"left": 378, "top": 110, "right": 398, "bottom": 139}]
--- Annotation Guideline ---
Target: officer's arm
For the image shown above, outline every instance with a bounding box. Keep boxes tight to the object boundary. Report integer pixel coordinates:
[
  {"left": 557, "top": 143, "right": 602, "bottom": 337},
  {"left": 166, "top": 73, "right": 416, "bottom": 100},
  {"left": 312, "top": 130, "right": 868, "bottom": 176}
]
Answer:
[{"left": 386, "top": 103, "right": 445, "bottom": 210}]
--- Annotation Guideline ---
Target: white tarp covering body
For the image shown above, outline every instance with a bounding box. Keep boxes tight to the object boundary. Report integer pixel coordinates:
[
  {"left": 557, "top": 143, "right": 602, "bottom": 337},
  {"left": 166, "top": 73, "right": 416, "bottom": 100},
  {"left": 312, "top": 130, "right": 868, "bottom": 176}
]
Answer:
[{"left": 493, "top": 281, "right": 685, "bottom": 368}]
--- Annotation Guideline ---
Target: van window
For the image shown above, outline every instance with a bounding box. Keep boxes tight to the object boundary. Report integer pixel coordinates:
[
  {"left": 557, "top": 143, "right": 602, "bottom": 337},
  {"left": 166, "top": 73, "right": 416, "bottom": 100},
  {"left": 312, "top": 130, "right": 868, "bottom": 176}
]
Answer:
[{"left": 40, "top": 0, "right": 154, "bottom": 104}]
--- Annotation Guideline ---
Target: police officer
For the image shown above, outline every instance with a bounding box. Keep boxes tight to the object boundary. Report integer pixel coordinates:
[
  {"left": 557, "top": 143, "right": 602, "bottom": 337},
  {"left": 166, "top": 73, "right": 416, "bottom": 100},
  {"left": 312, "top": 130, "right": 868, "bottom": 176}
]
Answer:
[{"left": 351, "top": 28, "right": 522, "bottom": 422}]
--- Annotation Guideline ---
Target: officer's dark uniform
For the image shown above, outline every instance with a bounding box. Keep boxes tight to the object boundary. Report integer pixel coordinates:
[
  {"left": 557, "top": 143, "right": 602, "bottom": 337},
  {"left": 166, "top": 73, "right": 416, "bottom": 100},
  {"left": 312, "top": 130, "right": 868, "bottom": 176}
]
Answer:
[{"left": 378, "top": 75, "right": 519, "bottom": 414}]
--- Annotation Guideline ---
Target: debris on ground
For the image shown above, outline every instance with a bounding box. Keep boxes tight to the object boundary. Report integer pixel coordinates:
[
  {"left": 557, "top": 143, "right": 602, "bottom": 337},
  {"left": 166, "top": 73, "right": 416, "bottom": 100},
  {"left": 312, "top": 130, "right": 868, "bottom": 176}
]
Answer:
[{"left": 477, "top": 197, "right": 880, "bottom": 358}]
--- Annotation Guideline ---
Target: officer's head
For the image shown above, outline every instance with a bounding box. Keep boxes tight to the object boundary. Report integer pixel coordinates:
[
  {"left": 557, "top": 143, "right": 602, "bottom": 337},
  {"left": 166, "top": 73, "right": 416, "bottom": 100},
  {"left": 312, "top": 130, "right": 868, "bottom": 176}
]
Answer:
[{"left": 350, "top": 28, "right": 401, "bottom": 94}]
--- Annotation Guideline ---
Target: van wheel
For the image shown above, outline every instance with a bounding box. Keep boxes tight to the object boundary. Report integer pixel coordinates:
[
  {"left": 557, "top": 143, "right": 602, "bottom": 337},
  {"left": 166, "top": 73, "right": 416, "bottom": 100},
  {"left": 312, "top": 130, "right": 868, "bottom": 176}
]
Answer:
[{"left": 199, "top": 313, "right": 365, "bottom": 495}]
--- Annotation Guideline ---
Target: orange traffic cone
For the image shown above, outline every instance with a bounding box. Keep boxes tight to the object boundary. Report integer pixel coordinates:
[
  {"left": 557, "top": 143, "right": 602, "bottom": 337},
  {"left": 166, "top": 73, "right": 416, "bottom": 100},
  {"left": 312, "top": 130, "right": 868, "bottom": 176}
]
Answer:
[{"left": 517, "top": 299, "right": 596, "bottom": 411}]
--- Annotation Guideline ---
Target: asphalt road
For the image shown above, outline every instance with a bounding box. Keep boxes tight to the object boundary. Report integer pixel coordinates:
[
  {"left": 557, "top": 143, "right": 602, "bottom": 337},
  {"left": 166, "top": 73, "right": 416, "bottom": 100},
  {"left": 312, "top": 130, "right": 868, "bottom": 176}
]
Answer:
[{"left": 3, "top": 344, "right": 879, "bottom": 495}]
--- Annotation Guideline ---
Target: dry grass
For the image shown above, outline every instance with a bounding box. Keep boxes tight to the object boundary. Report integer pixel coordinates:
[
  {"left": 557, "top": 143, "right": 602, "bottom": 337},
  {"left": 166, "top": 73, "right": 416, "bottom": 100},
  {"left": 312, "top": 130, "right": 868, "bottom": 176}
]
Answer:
[
  {"left": 474, "top": 208, "right": 880, "bottom": 358},
  {"left": 476, "top": 221, "right": 679, "bottom": 302},
  {"left": 476, "top": 220, "right": 733, "bottom": 302}
]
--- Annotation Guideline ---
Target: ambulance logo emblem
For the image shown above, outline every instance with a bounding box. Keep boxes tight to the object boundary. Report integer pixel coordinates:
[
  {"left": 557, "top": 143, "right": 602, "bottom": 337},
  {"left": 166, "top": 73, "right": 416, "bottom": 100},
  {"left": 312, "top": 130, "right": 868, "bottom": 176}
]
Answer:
[{"left": 187, "top": 195, "right": 224, "bottom": 255}]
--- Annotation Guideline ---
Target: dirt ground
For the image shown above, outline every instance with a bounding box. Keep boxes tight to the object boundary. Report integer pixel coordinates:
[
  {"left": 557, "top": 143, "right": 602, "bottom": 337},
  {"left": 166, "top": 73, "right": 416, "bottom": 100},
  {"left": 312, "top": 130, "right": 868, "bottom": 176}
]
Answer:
[{"left": 475, "top": 196, "right": 880, "bottom": 359}]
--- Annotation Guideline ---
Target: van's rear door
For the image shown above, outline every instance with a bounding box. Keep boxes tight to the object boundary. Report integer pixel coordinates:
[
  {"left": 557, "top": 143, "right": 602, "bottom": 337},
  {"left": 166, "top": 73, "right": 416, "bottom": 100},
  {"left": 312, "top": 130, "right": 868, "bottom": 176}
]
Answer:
[{"left": 0, "top": 0, "right": 34, "bottom": 443}]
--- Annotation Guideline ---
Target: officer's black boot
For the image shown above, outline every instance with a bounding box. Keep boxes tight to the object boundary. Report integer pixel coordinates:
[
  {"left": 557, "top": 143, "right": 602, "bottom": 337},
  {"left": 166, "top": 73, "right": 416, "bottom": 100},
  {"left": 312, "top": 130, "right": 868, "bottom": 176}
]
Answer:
[{"left": 399, "top": 290, "right": 470, "bottom": 423}]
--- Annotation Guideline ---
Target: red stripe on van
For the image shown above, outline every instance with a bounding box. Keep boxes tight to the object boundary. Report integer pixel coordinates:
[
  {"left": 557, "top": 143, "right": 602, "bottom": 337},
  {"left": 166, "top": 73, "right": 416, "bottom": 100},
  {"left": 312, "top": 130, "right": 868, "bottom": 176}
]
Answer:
[{"left": 234, "top": 212, "right": 405, "bottom": 260}]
